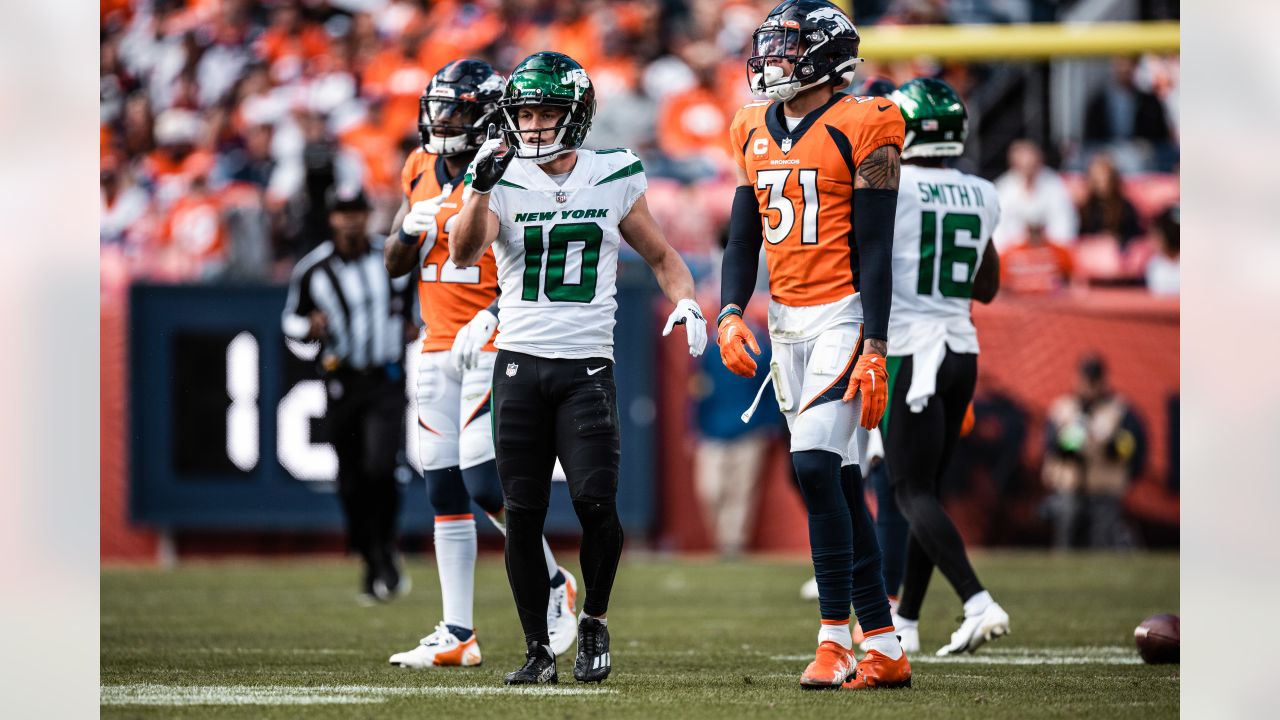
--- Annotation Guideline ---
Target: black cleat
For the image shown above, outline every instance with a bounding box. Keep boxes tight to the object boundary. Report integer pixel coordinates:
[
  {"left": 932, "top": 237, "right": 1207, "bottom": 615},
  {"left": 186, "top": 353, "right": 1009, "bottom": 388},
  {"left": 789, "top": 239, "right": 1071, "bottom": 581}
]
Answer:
[
  {"left": 573, "top": 617, "right": 611, "bottom": 682},
  {"left": 503, "top": 642, "right": 557, "bottom": 685}
]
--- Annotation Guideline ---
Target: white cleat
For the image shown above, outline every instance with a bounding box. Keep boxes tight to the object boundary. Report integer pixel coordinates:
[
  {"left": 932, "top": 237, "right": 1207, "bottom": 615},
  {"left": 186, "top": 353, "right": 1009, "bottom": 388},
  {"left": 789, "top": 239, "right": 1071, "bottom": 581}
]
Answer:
[
  {"left": 800, "top": 576, "right": 819, "bottom": 601},
  {"left": 389, "top": 622, "right": 482, "bottom": 668},
  {"left": 935, "top": 602, "right": 1010, "bottom": 656},
  {"left": 547, "top": 567, "right": 579, "bottom": 656}
]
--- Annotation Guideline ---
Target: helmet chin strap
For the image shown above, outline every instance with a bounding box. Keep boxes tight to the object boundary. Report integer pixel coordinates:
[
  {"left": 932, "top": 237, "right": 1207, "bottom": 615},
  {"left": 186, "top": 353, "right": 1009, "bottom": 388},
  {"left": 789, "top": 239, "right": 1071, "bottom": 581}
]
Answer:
[
  {"left": 527, "top": 146, "right": 569, "bottom": 164},
  {"left": 760, "top": 65, "right": 800, "bottom": 102},
  {"left": 756, "top": 59, "right": 865, "bottom": 102},
  {"left": 426, "top": 132, "right": 471, "bottom": 156},
  {"left": 512, "top": 121, "right": 571, "bottom": 163}
]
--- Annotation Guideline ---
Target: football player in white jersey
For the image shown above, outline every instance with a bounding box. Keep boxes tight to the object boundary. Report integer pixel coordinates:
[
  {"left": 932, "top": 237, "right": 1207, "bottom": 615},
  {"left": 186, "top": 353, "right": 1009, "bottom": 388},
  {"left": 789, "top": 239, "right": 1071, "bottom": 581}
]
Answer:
[
  {"left": 879, "top": 78, "right": 1009, "bottom": 656},
  {"left": 382, "top": 59, "right": 579, "bottom": 671},
  {"left": 449, "top": 51, "right": 707, "bottom": 685}
]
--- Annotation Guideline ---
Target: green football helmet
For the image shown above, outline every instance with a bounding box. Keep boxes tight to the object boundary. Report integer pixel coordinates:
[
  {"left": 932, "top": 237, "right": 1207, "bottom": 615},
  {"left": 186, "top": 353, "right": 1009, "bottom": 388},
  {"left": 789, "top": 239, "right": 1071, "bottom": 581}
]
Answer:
[
  {"left": 497, "top": 51, "right": 596, "bottom": 164},
  {"left": 890, "top": 78, "right": 968, "bottom": 160}
]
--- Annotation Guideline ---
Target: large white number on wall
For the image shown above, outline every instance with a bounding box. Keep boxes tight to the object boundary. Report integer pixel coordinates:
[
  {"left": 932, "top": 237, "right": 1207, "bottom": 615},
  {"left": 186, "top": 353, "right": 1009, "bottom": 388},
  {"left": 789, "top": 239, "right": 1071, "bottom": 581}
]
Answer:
[
  {"left": 277, "top": 380, "right": 338, "bottom": 482},
  {"left": 225, "top": 332, "right": 259, "bottom": 471}
]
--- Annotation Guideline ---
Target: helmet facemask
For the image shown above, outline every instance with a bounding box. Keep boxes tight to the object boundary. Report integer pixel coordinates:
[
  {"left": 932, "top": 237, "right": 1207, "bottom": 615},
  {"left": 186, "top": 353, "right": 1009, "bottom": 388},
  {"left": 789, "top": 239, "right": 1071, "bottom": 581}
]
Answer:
[
  {"left": 419, "top": 94, "right": 492, "bottom": 156},
  {"left": 748, "top": 25, "right": 805, "bottom": 102},
  {"left": 499, "top": 97, "right": 587, "bottom": 164},
  {"left": 900, "top": 127, "right": 968, "bottom": 160}
]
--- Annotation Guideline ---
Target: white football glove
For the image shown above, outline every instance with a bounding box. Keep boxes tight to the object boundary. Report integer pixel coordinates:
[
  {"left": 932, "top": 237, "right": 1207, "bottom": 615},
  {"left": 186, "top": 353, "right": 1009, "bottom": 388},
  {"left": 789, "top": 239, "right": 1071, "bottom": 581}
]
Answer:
[
  {"left": 451, "top": 308, "right": 498, "bottom": 373},
  {"left": 662, "top": 298, "right": 708, "bottom": 357},
  {"left": 401, "top": 184, "right": 452, "bottom": 237}
]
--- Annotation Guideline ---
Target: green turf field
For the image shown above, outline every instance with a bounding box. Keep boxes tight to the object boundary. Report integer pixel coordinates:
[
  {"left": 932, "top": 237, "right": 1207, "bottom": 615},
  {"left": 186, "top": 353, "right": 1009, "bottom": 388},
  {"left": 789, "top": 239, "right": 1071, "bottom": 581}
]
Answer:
[{"left": 101, "top": 551, "right": 1178, "bottom": 718}]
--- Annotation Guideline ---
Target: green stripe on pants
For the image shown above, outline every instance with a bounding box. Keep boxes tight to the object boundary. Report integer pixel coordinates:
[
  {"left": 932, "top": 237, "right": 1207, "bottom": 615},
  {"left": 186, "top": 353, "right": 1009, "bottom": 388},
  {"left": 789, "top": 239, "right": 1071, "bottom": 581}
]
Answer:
[{"left": 880, "top": 355, "right": 905, "bottom": 437}]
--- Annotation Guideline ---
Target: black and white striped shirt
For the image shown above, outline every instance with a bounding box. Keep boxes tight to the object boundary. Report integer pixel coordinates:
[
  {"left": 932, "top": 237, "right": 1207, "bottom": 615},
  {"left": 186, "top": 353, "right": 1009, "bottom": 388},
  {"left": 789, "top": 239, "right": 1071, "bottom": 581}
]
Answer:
[{"left": 282, "top": 237, "right": 414, "bottom": 371}]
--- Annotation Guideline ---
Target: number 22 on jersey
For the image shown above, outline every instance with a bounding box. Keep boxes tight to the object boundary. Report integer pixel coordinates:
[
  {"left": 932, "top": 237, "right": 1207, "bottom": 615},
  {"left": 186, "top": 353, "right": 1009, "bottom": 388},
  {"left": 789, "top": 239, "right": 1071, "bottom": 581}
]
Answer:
[{"left": 419, "top": 213, "right": 479, "bottom": 284}]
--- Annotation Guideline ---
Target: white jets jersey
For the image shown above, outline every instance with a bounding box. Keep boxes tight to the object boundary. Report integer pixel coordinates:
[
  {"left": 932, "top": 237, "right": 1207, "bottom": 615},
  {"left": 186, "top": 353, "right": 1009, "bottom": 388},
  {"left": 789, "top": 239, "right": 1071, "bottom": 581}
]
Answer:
[
  {"left": 487, "top": 148, "right": 647, "bottom": 361},
  {"left": 889, "top": 164, "right": 1001, "bottom": 356}
]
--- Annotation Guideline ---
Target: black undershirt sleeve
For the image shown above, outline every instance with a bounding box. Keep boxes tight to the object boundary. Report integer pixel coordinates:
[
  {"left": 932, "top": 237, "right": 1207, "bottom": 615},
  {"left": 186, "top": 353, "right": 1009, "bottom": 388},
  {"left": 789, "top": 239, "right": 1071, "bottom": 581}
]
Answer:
[
  {"left": 721, "top": 185, "right": 764, "bottom": 312},
  {"left": 852, "top": 187, "right": 897, "bottom": 342}
]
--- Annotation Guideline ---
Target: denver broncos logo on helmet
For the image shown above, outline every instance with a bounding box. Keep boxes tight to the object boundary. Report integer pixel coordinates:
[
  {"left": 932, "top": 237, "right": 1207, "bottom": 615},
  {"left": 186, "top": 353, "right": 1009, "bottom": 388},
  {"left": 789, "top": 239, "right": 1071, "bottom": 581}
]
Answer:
[{"left": 805, "top": 6, "right": 855, "bottom": 34}]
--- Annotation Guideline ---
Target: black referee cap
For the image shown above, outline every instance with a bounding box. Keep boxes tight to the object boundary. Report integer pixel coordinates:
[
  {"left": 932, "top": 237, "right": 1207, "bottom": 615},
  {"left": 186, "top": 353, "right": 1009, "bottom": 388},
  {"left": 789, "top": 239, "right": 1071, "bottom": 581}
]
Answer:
[{"left": 326, "top": 185, "right": 370, "bottom": 212}]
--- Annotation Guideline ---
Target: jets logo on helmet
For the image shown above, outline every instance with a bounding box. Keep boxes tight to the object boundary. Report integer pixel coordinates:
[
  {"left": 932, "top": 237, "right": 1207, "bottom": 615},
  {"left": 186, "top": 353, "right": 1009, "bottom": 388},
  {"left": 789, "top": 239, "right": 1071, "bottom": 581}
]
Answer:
[
  {"left": 497, "top": 52, "right": 596, "bottom": 164},
  {"left": 747, "top": 0, "right": 862, "bottom": 103},
  {"left": 890, "top": 78, "right": 969, "bottom": 160},
  {"left": 419, "top": 59, "right": 504, "bottom": 157}
]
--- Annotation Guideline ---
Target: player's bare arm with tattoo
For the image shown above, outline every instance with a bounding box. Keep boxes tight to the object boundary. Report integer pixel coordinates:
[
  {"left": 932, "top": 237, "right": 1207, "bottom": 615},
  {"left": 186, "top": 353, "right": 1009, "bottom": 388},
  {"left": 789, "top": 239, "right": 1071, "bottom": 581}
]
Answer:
[{"left": 843, "top": 143, "right": 901, "bottom": 427}]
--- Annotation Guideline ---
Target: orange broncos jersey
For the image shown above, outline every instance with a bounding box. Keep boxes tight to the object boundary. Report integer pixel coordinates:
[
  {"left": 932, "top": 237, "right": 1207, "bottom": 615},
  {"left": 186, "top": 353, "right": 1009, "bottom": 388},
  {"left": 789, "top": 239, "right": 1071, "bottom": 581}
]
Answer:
[
  {"left": 729, "top": 94, "right": 905, "bottom": 306},
  {"left": 401, "top": 148, "right": 499, "bottom": 353}
]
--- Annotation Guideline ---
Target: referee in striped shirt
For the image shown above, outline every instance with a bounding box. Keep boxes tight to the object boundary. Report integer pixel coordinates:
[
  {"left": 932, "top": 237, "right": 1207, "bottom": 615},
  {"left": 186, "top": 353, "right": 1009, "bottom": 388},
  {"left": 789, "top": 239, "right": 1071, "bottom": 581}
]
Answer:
[{"left": 283, "top": 186, "right": 415, "bottom": 603}]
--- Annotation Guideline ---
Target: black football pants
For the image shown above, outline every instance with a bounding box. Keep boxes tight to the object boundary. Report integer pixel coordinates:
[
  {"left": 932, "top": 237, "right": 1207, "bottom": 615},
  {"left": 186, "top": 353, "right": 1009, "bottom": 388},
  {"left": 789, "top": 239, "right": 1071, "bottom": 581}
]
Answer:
[
  {"left": 492, "top": 350, "right": 624, "bottom": 646},
  {"left": 885, "top": 350, "right": 986, "bottom": 621},
  {"left": 325, "top": 370, "right": 404, "bottom": 590}
]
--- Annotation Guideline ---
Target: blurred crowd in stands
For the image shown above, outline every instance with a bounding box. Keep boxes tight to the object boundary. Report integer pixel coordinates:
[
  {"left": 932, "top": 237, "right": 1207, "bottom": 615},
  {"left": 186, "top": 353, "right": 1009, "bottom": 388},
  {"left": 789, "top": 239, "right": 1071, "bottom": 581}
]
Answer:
[{"left": 101, "top": 0, "right": 1180, "bottom": 296}]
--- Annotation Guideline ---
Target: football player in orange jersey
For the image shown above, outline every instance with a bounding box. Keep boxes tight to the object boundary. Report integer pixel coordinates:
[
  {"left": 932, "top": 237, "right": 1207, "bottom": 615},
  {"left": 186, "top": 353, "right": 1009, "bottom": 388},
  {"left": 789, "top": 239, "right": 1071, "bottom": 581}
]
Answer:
[
  {"left": 718, "top": 0, "right": 910, "bottom": 690},
  {"left": 383, "top": 60, "right": 579, "bottom": 669}
]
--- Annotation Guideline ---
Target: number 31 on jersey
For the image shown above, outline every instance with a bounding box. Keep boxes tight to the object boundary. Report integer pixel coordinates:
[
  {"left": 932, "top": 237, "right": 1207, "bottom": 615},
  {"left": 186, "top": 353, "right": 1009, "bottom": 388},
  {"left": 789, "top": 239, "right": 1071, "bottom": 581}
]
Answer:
[{"left": 756, "top": 169, "right": 819, "bottom": 245}]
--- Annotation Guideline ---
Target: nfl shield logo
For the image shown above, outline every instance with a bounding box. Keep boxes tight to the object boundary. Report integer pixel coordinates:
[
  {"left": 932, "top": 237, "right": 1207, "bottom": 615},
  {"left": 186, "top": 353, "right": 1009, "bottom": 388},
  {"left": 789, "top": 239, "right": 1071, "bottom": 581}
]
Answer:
[
  {"left": 554, "top": 190, "right": 568, "bottom": 204},
  {"left": 506, "top": 362, "right": 519, "bottom": 377}
]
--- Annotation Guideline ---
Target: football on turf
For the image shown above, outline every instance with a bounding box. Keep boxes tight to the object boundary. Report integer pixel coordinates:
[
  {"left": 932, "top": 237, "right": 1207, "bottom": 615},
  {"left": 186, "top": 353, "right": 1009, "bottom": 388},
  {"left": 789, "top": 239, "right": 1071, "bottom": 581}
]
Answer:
[{"left": 1134, "top": 614, "right": 1179, "bottom": 664}]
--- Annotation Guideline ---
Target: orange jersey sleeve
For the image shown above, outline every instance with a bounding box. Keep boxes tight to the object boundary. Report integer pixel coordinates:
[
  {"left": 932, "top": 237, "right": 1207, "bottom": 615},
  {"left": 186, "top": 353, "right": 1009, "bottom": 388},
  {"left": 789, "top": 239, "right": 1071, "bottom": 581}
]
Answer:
[
  {"left": 401, "top": 148, "right": 430, "bottom": 201},
  {"left": 728, "top": 102, "right": 770, "bottom": 173},
  {"left": 841, "top": 96, "right": 906, "bottom": 168},
  {"left": 405, "top": 151, "right": 500, "bottom": 352}
]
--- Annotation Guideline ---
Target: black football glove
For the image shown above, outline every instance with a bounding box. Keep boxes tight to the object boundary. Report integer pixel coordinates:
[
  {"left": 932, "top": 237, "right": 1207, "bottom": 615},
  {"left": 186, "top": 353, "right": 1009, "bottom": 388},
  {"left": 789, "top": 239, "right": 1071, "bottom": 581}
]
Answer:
[{"left": 464, "top": 124, "right": 514, "bottom": 194}]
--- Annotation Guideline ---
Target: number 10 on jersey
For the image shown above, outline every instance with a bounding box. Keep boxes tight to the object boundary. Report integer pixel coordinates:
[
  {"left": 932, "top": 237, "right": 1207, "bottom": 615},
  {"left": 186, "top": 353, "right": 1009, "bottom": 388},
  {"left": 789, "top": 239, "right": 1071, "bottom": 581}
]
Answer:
[{"left": 521, "top": 222, "right": 604, "bottom": 303}]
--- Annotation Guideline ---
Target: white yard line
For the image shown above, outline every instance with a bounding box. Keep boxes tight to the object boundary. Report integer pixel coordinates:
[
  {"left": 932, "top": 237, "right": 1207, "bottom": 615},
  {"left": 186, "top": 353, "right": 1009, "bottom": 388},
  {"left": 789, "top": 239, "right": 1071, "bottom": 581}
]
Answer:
[{"left": 101, "top": 683, "right": 616, "bottom": 707}]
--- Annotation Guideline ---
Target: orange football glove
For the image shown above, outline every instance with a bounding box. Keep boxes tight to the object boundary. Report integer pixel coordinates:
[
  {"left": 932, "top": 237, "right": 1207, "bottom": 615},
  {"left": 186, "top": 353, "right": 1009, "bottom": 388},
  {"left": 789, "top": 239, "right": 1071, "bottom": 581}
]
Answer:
[
  {"left": 843, "top": 351, "right": 888, "bottom": 429},
  {"left": 960, "top": 401, "right": 976, "bottom": 437},
  {"left": 717, "top": 314, "right": 760, "bottom": 378}
]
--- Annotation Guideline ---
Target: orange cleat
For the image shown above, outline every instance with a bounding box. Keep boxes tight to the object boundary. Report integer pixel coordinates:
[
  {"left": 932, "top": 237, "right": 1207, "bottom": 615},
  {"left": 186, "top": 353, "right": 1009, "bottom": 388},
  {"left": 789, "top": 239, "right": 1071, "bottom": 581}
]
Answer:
[
  {"left": 843, "top": 649, "right": 912, "bottom": 689},
  {"left": 799, "top": 641, "right": 855, "bottom": 689}
]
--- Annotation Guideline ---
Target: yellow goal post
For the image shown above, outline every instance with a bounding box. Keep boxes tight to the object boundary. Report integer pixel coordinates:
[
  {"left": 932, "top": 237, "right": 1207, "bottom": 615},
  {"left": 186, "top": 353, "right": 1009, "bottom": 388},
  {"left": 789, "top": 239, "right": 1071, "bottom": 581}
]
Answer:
[{"left": 858, "top": 21, "right": 1179, "bottom": 61}]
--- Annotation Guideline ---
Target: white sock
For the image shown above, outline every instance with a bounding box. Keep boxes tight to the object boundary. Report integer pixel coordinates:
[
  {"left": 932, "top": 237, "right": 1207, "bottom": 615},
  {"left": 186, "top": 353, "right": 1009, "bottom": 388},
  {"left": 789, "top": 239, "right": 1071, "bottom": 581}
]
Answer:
[
  {"left": 963, "top": 590, "right": 994, "bottom": 618},
  {"left": 817, "top": 622, "right": 853, "bottom": 650},
  {"left": 893, "top": 614, "right": 918, "bottom": 629},
  {"left": 488, "top": 513, "right": 561, "bottom": 583},
  {"left": 579, "top": 611, "right": 607, "bottom": 626},
  {"left": 434, "top": 516, "right": 477, "bottom": 630},
  {"left": 863, "top": 630, "right": 904, "bottom": 660}
]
